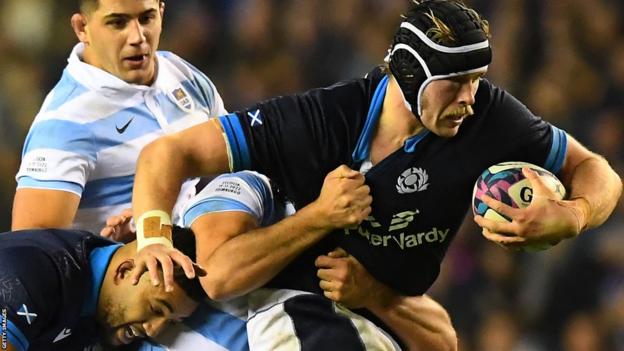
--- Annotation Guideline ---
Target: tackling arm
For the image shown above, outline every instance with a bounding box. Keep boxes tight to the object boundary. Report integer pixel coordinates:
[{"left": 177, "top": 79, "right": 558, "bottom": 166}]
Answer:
[
  {"left": 315, "top": 249, "right": 458, "bottom": 351},
  {"left": 132, "top": 119, "right": 230, "bottom": 221},
  {"left": 370, "top": 293, "right": 458, "bottom": 351},
  {"left": 194, "top": 166, "right": 371, "bottom": 301},
  {"left": 129, "top": 119, "right": 231, "bottom": 290}
]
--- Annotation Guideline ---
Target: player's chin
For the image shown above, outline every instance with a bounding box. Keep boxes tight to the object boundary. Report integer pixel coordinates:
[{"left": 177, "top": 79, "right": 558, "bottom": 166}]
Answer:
[
  {"left": 96, "top": 326, "right": 127, "bottom": 347},
  {"left": 120, "top": 63, "right": 155, "bottom": 85},
  {"left": 434, "top": 125, "right": 461, "bottom": 138},
  {"left": 97, "top": 330, "right": 122, "bottom": 348}
]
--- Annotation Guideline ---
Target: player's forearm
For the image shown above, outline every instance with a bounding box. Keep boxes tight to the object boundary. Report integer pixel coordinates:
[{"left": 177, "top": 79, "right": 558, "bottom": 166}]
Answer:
[
  {"left": 367, "top": 292, "right": 458, "bottom": 351},
  {"left": 133, "top": 120, "right": 231, "bottom": 237},
  {"left": 202, "top": 204, "right": 333, "bottom": 300},
  {"left": 566, "top": 156, "right": 622, "bottom": 232},
  {"left": 132, "top": 136, "right": 188, "bottom": 223}
]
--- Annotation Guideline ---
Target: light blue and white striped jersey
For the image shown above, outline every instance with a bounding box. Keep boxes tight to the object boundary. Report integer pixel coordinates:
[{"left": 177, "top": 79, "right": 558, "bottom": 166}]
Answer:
[
  {"left": 137, "top": 297, "right": 250, "bottom": 351},
  {"left": 15, "top": 43, "right": 226, "bottom": 234},
  {"left": 147, "top": 172, "right": 399, "bottom": 351},
  {"left": 178, "top": 171, "right": 290, "bottom": 229}
]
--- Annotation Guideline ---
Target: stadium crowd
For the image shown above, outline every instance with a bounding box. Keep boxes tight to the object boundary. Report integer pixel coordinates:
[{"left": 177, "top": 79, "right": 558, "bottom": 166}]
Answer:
[{"left": 0, "top": 0, "right": 622, "bottom": 349}]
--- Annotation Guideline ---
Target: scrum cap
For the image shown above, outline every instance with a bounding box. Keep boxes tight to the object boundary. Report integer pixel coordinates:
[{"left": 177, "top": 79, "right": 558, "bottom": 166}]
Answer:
[{"left": 388, "top": 0, "right": 492, "bottom": 117}]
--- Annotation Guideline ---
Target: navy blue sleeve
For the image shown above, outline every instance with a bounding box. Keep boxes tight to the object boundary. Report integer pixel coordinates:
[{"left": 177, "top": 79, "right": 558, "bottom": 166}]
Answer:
[
  {"left": 1, "top": 247, "right": 61, "bottom": 350},
  {"left": 218, "top": 79, "right": 372, "bottom": 207},
  {"left": 469, "top": 79, "right": 567, "bottom": 175}
]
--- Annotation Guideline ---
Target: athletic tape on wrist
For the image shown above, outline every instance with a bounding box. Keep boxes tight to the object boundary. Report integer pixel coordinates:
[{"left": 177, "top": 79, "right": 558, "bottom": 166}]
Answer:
[{"left": 136, "top": 210, "right": 173, "bottom": 251}]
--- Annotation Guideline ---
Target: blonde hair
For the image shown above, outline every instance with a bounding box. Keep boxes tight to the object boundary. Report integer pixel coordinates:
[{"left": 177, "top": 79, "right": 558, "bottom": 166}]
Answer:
[{"left": 425, "top": 9, "right": 457, "bottom": 44}]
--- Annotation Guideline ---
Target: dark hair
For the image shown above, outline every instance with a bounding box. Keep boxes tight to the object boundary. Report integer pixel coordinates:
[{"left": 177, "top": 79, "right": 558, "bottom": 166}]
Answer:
[
  {"left": 171, "top": 226, "right": 205, "bottom": 302},
  {"left": 78, "top": 0, "right": 161, "bottom": 13},
  {"left": 78, "top": 0, "right": 99, "bottom": 13}
]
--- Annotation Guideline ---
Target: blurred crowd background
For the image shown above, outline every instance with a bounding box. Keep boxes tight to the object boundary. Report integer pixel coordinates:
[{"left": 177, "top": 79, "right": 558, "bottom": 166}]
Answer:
[{"left": 0, "top": 0, "right": 623, "bottom": 350}]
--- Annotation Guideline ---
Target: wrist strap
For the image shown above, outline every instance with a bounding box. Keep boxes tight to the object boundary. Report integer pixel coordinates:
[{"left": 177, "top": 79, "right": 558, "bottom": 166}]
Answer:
[{"left": 136, "top": 210, "right": 173, "bottom": 251}]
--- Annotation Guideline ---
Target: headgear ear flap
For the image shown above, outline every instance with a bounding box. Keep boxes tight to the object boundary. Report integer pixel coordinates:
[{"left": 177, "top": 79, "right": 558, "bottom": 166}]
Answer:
[{"left": 388, "top": 0, "right": 492, "bottom": 117}]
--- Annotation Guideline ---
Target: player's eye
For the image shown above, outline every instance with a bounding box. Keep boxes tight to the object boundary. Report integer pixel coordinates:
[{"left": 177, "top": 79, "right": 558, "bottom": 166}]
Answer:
[
  {"left": 107, "top": 18, "right": 127, "bottom": 29},
  {"left": 139, "top": 13, "right": 156, "bottom": 25},
  {"left": 150, "top": 304, "right": 164, "bottom": 316}
]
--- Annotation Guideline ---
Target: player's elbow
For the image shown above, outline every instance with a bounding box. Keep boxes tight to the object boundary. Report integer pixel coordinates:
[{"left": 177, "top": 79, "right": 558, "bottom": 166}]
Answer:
[
  {"left": 139, "top": 135, "right": 180, "bottom": 168},
  {"left": 410, "top": 325, "right": 458, "bottom": 351},
  {"left": 433, "top": 310, "right": 458, "bottom": 351},
  {"left": 410, "top": 301, "right": 458, "bottom": 351},
  {"left": 438, "top": 326, "right": 458, "bottom": 351},
  {"left": 200, "top": 270, "right": 239, "bottom": 301}
]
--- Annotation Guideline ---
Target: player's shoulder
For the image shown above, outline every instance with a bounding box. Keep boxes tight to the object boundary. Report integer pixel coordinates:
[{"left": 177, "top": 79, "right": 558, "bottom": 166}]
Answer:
[
  {"left": 36, "top": 69, "right": 90, "bottom": 117},
  {"left": 197, "top": 171, "right": 272, "bottom": 200},
  {"left": 213, "top": 171, "right": 270, "bottom": 187},
  {"left": 473, "top": 78, "right": 533, "bottom": 119},
  {"left": 178, "top": 171, "right": 274, "bottom": 227},
  {"left": 254, "top": 70, "right": 377, "bottom": 128},
  {"left": 0, "top": 230, "right": 107, "bottom": 351},
  {"left": 0, "top": 233, "right": 67, "bottom": 323},
  {"left": 303, "top": 69, "right": 379, "bottom": 106},
  {"left": 0, "top": 229, "right": 112, "bottom": 259},
  {"left": 157, "top": 51, "right": 208, "bottom": 81}
]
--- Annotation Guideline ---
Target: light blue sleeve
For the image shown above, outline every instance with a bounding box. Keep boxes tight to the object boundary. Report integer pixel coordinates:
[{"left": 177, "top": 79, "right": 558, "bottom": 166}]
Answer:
[
  {"left": 543, "top": 125, "right": 567, "bottom": 175},
  {"left": 182, "top": 171, "right": 274, "bottom": 228},
  {"left": 16, "top": 119, "right": 96, "bottom": 194}
]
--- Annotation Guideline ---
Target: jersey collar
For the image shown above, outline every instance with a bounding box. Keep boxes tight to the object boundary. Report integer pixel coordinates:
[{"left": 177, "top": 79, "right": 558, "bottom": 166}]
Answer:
[
  {"left": 82, "top": 244, "right": 122, "bottom": 317},
  {"left": 352, "top": 75, "right": 430, "bottom": 165},
  {"left": 66, "top": 43, "right": 164, "bottom": 97}
]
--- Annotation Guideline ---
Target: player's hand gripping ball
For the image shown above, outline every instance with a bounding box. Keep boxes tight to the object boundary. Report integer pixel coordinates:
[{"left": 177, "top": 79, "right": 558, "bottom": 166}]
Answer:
[{"left": 472, "top": 161, "right": 567, "bottom": 251}]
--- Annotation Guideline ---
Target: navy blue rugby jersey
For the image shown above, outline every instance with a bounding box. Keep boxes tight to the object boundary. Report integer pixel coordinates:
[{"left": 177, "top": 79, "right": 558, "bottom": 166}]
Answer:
[
  {"left": 218, "top": 67, "right": 567, "bottom": 296},
  {"left": 0, "top": 229, "right": 120, "bottom": 350}
]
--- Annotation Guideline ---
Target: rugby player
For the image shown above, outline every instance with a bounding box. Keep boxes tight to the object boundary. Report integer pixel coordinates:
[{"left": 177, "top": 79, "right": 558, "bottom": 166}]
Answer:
[
  {"left": 131, "top": 0, "right": 621, "bottom": 346},
  {"left": 106, "top": 169, "right": 457, "bottom": 350},
  {"left": 12, "top": 0, "right": 226, "bottom": 236},
  {"left": 0, "top": 228, "right": 203, "bottom": 350}
]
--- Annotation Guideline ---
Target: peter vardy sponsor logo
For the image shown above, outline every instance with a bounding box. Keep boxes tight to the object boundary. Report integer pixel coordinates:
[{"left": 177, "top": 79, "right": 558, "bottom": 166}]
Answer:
[{"left": 344, "top": 211, "right": 449, "bottom": 249}]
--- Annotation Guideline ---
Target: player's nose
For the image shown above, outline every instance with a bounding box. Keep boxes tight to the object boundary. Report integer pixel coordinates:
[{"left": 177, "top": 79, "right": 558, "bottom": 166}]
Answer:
[{"left": 143, "top": 317, "right": 168, "bottom": 337}]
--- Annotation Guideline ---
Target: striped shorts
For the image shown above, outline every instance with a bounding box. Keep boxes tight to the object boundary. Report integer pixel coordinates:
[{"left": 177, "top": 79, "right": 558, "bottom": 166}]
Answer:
[{"left": 247, "top": 289, "right": 401, "bottom": 351}]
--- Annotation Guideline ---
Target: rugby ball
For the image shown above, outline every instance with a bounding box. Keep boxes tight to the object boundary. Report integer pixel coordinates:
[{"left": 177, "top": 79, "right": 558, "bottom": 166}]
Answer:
[{"left": 472, "top": 161, "right": 566, "bottom": 251}]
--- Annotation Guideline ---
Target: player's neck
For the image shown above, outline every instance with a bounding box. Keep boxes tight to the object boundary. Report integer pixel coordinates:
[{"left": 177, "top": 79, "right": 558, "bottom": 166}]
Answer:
[{"left": 370, "top": 77, "right": 424, "bottom": 164}]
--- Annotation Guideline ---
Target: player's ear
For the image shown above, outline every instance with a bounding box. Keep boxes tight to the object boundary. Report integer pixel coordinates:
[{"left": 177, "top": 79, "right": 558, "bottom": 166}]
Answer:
[
  {"left": 159, "top": 1, "right": 165, "bottom": 18},
  {"left": 71, "top": 13, "right": 89, "bottom": 44},
  {"left": 114, "top": 259, "right": 136, "bottom": 285}
]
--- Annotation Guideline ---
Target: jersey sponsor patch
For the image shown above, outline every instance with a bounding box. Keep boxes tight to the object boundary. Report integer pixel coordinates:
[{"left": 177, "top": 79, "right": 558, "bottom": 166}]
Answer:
[
  {"left": 344, "top": 213, "right": 449, "bottom": 250},
  {"left": 22, "top": 156, "right": 48, "bottom": 175}
]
